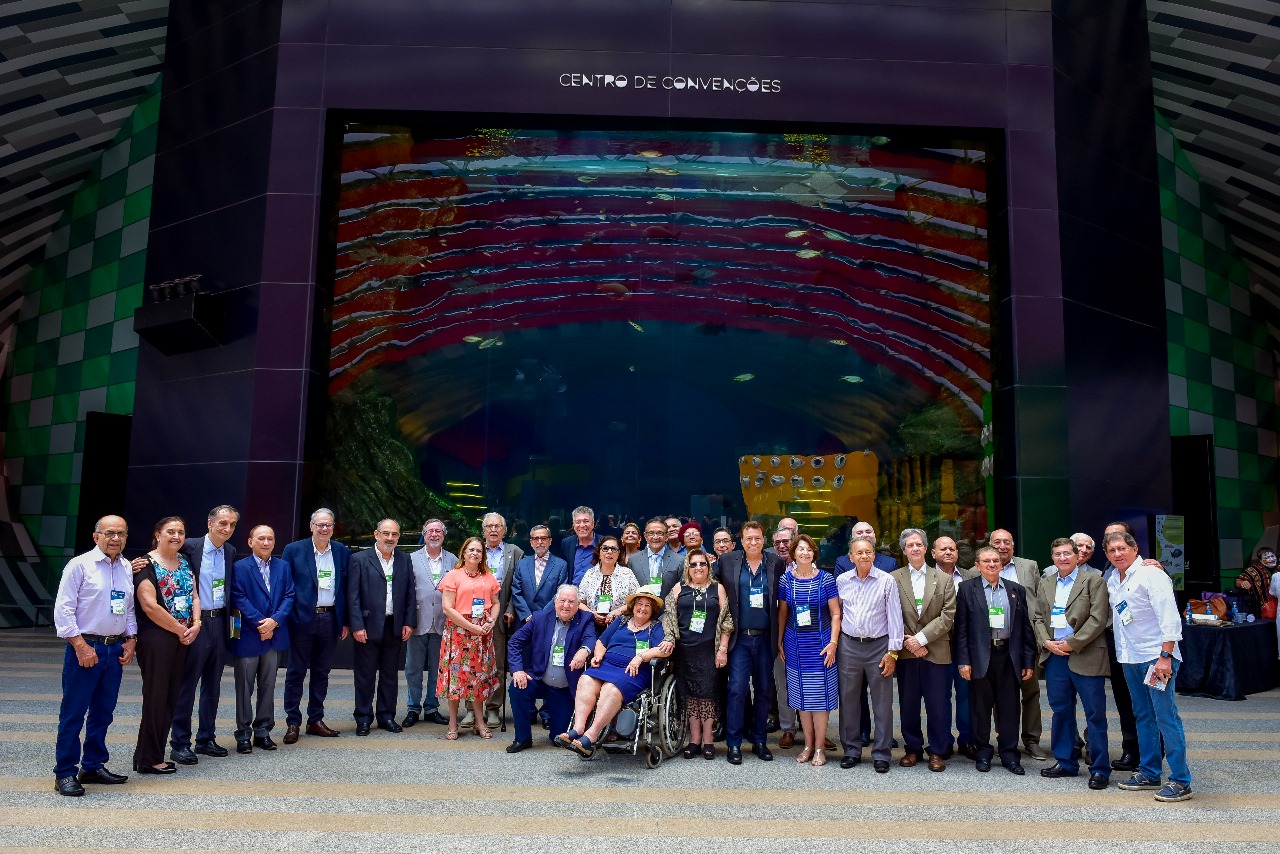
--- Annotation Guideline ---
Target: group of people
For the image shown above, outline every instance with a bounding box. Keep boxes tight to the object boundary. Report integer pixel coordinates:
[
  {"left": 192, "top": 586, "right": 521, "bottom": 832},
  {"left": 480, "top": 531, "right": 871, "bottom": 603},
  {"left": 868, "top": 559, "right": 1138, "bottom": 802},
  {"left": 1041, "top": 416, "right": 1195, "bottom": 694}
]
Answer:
[{"left": 52, "top": 504, "right": 1194, "bottom": 804}]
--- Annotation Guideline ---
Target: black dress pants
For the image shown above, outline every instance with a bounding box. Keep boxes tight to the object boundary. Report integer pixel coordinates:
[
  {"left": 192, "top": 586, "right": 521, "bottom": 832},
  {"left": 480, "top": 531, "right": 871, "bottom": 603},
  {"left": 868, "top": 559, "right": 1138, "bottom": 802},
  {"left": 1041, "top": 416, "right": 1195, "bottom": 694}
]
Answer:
[
  {"left": 968, "top": 643, "right": 1020, "bottom": 767},
  {"left": 135, "top": 630, "right": 187, "bottom": 768},
  {"left": 1105, "top": 627, "right": 1140, "bottom": 753},
  {"left": 353, "top": 616, "right": 403, "bottom": 725}
]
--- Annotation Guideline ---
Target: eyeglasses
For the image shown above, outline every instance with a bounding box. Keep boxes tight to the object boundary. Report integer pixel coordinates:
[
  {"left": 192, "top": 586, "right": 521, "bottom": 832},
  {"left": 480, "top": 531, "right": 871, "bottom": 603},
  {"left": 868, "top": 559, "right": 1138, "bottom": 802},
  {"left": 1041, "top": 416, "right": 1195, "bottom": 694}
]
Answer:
[
  {"left": 773, "top": 540, "right": 789, "bottom": 546},
  {"left": 376, "top": 531, "right": 400, "bottom": 538},
  {"left": 98, "top": 530, "right": 127, "bottom": 540},
  {"left": 600, "top": 545, "right": 619, "bottom": 552},
  {"left": 530, "top": 535, "right": 551, "bottom": 541},
  {"left": 313, "top": 523, "right": 334, "bottom": 529},
  {"left": 689, "top": 561, "right": 709, "bottom": 568},
  {"left": 644, "top": 531, "right": 666, "bottom": 538},
  {"left": 482, "top": 523, "right": 504, "bottom": 530}
]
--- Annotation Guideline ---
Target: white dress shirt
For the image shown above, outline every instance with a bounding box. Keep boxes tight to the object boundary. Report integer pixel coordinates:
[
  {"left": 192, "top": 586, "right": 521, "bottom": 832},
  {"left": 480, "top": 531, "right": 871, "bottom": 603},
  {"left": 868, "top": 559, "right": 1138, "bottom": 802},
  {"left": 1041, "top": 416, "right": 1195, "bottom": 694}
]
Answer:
[
  {"left": 378, "top": 549, "right": 395, "bottom": 616},
  {"left": 907, "top": 563, "right": 929, "bottom": 646},
  {"left": 314, "top": 542, "right": 335, "bottom": 608},
  {"left": 1108, "top": 558, "right": 1182, "bottom": 663}
]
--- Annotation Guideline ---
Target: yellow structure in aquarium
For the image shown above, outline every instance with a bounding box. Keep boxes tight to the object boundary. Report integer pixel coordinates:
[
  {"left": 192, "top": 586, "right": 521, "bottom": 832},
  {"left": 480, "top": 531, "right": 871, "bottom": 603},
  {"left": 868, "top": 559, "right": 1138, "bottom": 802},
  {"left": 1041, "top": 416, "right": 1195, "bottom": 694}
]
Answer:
[{"left": 737, "top": 451, "right": 879, "bottom": 522}]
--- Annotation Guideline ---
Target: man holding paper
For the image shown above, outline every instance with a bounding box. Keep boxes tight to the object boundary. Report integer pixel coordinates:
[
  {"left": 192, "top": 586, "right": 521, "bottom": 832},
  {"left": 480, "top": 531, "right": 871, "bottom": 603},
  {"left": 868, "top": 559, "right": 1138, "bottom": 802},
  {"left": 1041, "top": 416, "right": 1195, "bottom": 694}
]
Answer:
[{"left": 1105, "top": 531, "right": 1192, "bottom": 802}]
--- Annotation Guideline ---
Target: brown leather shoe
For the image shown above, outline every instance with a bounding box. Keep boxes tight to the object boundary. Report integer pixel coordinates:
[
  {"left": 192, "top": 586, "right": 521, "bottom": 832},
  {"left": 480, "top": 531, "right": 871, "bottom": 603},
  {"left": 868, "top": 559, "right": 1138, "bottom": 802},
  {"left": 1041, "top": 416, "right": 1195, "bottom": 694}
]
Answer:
[
  {"left": 899, "top": 753, "right": 920, "bottom": 767},
  {"left": 283, "top": 724, "right": 300, "bottom": 745},
  {"left": 823, "top": 736, "right": 837, "bottom": 751},
  {"left": 306, "top": 721, "right": 340, "bottom": 737},
  {"left": 928, "top": 753, "right": 946, "bottom": 772},
  {"left": 778, "top": 731, "right": 794, "bottom": 749}
]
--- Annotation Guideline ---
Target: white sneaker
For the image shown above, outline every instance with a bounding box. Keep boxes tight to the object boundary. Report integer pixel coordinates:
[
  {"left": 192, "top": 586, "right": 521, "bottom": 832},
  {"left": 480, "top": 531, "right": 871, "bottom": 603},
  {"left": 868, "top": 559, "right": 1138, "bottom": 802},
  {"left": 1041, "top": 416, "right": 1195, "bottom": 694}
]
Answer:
[{"left": 485, "top": 710, "right": 501, "bottom": 728}]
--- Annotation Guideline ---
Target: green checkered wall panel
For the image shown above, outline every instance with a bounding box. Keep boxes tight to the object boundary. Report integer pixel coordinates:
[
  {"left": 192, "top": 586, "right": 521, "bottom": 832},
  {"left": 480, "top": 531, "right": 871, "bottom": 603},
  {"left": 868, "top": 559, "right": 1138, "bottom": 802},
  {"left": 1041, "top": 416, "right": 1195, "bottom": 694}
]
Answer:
[
  {"left": 1158, "top": 109, "right": 1279, "bottom": 574},
  {"left": 2, "top": 83, "right": 159, "bottom": 569}
]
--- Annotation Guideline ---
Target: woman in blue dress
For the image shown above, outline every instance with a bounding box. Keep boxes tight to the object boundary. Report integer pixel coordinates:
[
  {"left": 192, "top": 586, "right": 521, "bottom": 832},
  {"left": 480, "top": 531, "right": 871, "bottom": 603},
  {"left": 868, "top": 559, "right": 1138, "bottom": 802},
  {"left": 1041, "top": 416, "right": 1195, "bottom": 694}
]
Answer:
[
  {"left": 777, "top": 534, "right": 841, "bottom": 766},
  {"left": 556, "top": 588, "right": 670, "bottom": 758}
]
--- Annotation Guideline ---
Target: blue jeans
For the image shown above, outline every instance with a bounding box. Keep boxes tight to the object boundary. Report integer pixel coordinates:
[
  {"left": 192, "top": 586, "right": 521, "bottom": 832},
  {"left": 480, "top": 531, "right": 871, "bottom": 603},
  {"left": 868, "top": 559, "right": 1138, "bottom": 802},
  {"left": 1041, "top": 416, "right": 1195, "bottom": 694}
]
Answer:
[
  {"left": 404, "top": 632, "right": 442, "bottom": 714},
  {"left": 1044, "top": 654, "right": 1110, "bottom": 776},
  {"left": 55, "top": 640, "right": 124, "bottom": 778},
  {"left": 1122, "top": 659, "right": 1190, "bottom": 787},
  {"left": 725, "top": 633, "right": 773, "bottom": 748},
  {"left": 509, "top": 677, "right": 572, "bottom": 744},
  {"left": 947, "top": 660, "right": 971, "bottom": 745}
]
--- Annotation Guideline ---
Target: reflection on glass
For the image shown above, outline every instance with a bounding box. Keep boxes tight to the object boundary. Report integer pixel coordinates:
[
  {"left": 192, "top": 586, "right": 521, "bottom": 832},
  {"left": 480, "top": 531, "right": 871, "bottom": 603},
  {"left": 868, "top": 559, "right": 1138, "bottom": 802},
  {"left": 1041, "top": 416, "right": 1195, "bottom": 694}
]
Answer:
[{"left": 321, "top": 122, "right": 993, "bottom": 558}]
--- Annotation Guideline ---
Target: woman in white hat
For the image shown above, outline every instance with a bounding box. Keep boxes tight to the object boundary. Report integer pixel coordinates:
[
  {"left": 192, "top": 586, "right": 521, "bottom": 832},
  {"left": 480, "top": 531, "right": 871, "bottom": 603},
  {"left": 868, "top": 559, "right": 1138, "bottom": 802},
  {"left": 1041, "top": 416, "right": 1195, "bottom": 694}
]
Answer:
[{"left": 555, "top": 587, "right": 670, "bottom": 757}]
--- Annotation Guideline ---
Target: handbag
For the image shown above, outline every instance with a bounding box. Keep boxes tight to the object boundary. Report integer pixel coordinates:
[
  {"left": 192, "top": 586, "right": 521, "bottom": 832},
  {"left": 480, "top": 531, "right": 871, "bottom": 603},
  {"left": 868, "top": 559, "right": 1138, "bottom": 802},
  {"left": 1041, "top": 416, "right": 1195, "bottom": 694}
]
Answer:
[{"left": 1262, "top": 597, "right": 1277, "bottom": 621}]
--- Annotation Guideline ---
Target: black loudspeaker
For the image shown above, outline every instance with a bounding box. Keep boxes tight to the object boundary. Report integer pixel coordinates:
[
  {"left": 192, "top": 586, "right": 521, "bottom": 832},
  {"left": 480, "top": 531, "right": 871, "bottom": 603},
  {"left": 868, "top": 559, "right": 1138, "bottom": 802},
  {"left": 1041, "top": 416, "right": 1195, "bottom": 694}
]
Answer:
[
  {"left": 1170, "top": 434, "right": 1220, "bottom": 597},
  {"left": 74, "top": 412, "right": 133, "bottom": 554},
  {"left": 133, "top": 291, "right": 226, "bottom": 354}
]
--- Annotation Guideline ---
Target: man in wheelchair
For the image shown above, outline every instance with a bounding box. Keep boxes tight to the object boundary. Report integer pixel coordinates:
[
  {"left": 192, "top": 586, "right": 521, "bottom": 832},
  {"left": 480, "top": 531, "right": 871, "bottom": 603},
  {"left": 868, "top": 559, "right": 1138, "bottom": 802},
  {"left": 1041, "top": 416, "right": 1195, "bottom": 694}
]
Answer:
[{"left": 554, "top": 588, "right": 672, "bottom": 758}]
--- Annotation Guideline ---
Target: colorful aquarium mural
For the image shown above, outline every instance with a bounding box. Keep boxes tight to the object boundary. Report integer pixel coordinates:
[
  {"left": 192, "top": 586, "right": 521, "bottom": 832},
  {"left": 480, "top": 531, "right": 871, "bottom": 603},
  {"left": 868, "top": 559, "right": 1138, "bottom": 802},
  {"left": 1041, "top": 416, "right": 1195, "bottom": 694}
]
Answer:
[{"left": 321, "top": 120, "right": 995, "bottom": 545}]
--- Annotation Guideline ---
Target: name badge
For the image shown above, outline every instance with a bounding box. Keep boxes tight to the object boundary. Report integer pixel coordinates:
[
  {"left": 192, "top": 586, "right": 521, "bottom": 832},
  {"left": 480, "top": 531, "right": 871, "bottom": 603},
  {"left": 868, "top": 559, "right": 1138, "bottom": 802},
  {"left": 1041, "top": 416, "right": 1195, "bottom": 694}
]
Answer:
[
  {"left": 1116, "top": 600, "right": 1133, "bottom": 625},
  {"left": 988, "top": 606, "right": 1006, "bottom": 629},
  {"left": 749, "top": 586, "right": 765, "bottom": 609},
  {"left": 1051, "top": 606, "right": 1068, "bottom": 630},
  {"left": 173, "top": 594, "right": 190, "bottom": 614},
  {"left": 211, "top": 577, "right": 225, "bottom": 606},
  {"left": 690, "top": 609, "right": 707, "bottom": 633},
  {"left": 551, "top": 643, "right": 565, "bottom": 667},
  {"left": 230, "top": 612, "right": 242, "bottom": 639},
  {"left": 915, "top": 597, "right": 924, "bottom": 614},
  {"left": 650, "top": 574, "right": 662, "bottom": 586},
  {"left": 795, "top": 604, "right": 812, "bottom": 627},
  {"left": 471, "top": 597, "right": 485, "bottom": 620},
  {"left": 431, "top": 568, "right": 441, "bottom": 584},
  {"left": 635, "top": 639, "right": 650, "bottom": 652},
  {"left": 595, "top": 593, "right": 612, "bottom": 614},
  {"left": 384, "top": 567, "right": 394, "bottom": 584},
  {"left": 110, "top": 590, "right": 125, "bottom": 615},
  {"left": 318, "top": 567, "right": 334, "bottom": 590}
]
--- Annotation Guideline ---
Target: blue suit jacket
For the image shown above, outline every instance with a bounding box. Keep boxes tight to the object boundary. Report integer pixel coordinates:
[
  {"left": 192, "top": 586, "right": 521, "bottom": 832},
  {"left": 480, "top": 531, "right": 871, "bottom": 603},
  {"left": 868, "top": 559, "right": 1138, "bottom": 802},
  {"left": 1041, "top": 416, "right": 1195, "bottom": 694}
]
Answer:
[
  {"left": 835, "top": 552, "right": 898, "bottom": 576},
  {"left": 560, "top": 534, "right": 600, "bottom": 577},
  {"left": 281, "top": 537, "right": 351, "bottom": 634},
  {"left": 510, "top": 553, "right": 570, "bottom": 622},
  {"left": 507, "top": 608, "right": 597, "bottom": 696},
  {"left": 230, "top": 555, "right": 295, "bottom": 658}
]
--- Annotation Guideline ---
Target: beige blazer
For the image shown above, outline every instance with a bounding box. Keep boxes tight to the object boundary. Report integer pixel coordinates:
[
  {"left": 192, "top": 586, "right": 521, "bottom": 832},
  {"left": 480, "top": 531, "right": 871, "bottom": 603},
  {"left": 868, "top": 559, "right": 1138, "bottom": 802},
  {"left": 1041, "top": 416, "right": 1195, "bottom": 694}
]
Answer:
[
  {"left": 1032, "top": 570, "right": 1110, "bottom": 676},
  {"left": 890, "top": 564, "right": 957, "bottom": 665}
]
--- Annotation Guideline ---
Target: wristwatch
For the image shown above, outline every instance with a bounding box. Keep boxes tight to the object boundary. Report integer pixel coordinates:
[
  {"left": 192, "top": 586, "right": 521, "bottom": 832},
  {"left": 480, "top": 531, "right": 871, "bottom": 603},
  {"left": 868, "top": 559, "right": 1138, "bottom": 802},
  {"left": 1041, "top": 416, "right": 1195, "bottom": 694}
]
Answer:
[
  {"left": 888, "top": 651, "right": 899, "bottom": 660},
  {"left": 1159, "top": 650, "right": 1172, "bottom": 659}
]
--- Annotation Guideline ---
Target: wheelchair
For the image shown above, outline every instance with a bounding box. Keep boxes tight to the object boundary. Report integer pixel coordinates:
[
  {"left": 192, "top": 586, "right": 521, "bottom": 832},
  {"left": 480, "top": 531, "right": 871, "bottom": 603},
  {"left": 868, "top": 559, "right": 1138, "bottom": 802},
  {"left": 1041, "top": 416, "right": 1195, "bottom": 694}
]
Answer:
[{"left": 599, "top": 658, "right": 688, "bottom": 768}]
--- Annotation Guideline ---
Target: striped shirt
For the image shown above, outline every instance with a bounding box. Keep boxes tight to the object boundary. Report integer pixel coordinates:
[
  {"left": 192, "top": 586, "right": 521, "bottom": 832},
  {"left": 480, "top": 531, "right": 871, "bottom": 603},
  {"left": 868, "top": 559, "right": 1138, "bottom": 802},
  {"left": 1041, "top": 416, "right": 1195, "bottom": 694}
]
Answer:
[{"left": 835, "top": 566, "right": 904, "bottom": 650}]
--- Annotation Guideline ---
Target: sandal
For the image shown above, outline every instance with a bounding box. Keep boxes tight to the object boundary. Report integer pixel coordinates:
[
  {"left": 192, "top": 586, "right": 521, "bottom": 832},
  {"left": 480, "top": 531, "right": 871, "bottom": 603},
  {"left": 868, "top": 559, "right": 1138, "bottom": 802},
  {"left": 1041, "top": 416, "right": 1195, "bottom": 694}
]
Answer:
[
  {"left": 473, "top": 726, "right": 493, "bottom": 739},
  {"left": 445, "top": 728, "right": 459, "bottom": 741},
  {"left": 683, "top": 742, "right": 701, "bottom": 759},
  {"left": 553, "top": 729, "right": 579, "bottom": 749},
  {"left": 569, "top": 734, "right": 595, "bottom": 758},
  {"left": 797, "top": 747, "right": 814, "bottom": 764},
  {"left": 812, "top": 749, "right": 827, "bottom": 767}
]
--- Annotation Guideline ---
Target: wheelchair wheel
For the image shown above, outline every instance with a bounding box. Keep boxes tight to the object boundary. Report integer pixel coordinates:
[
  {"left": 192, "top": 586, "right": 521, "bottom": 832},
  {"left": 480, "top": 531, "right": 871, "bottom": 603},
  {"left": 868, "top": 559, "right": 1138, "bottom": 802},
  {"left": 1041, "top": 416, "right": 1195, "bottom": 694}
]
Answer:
[
  {"left": 645, "top": 745, "right": 662, "bottom": 769},
  {"left": 658, "top": 672, "right": 688, "bottom": 757}
]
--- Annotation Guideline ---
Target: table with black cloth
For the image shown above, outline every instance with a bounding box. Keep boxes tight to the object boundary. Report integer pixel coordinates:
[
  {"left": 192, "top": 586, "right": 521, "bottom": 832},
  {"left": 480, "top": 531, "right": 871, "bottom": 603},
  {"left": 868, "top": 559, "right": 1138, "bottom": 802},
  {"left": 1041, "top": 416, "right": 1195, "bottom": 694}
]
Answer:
[{"left": 1176, "top": 619, "right": 1278, "bottom": 700}]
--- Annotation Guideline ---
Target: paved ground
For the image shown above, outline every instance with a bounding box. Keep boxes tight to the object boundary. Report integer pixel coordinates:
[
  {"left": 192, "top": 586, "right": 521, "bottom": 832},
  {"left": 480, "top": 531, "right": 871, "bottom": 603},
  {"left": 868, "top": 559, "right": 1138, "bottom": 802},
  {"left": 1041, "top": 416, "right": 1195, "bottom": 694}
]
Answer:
[{"left": 3, "top": 628, "right": 1280, "bottom": 853}]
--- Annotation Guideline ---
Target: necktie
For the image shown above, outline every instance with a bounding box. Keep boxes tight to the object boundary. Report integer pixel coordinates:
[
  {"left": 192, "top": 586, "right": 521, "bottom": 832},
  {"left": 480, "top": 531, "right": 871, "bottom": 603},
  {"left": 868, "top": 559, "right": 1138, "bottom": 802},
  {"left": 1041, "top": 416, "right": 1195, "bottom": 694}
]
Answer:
[
  {"left": 260, "top": 559, "right": 271, "bottom": 592},
  {"left": 650, "top": 552, "right": 659, "bottom": 578}
]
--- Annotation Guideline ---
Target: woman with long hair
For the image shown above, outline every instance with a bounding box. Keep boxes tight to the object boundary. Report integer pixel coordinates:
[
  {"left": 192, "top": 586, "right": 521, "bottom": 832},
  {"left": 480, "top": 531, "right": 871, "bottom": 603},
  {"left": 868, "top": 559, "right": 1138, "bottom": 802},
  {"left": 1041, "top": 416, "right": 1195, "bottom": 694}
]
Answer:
[{"left": 436, "top": 536, "right": 500, "bottom": 740}]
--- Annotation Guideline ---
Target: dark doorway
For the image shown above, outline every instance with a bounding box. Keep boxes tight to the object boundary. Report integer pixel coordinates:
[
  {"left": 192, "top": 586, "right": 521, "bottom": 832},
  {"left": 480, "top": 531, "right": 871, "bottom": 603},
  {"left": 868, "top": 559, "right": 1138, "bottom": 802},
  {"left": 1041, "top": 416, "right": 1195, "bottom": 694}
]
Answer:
[
  {"left": 1170, "top": 434, "right": 1219, "bottom": 598},
  {"left": 74, "top": 412, "right": 133, "bottom": 554}
]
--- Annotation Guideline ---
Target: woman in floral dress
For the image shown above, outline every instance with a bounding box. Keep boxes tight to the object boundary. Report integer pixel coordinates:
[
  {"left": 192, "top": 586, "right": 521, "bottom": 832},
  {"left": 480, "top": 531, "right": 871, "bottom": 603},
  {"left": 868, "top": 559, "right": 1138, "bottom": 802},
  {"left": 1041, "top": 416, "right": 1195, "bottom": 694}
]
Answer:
[{"left": 436, "top": 537, "right": 500, "bottom": 739}]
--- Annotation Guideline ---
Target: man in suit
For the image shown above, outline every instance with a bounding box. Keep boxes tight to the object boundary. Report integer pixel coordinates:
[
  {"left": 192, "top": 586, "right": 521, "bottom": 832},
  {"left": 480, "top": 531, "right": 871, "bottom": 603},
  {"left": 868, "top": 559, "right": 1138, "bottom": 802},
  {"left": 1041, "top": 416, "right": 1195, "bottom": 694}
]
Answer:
[
  {"left": 229, "top": 525, "right": 295, "bottom": 754},
  {"left": 560, "top": 507, "right": 600, "bottom": 583},
  {"left": 402, "top": 518, "right": 456, "bottom": 727},
  {"left": 834, "top": 520, "right": 899, "bottom": 750},
  {"left": 512, "top": 525, "right": 570, "bottom": 623},
  {"left": 719, "top": 520, "right": 783, "bottom": 765},
  {"left": 955, "top": 545, "right": 1036, "bottom": 775},
  {"left": 281, "top": 507, "right": 351, "bottom": 743},
  {"left": 483, "top": 512, "right": 524, "bottom": 729},
  {"left": 171, "top": 504, "right": 238, "bottom": 765},
  {"left": 1034, "top": 537, "right": 1111, "bottom": 789},
  {"left": 634, "top": 516, "right": 684, "bottom": 595},
  {"left": 347, "top": 518, "right": 416, "bottom": 736},
  {"left": 989, "top": 528, "right": 1045, "bottom": 760},
  {"left": 934, "top": 535, "right": 979, "bottom": 759},
  {"left": 505, "top": 583, "right": 597, "bottom": 753},
  {"left": 891, "top": 528, "right": 957, "bottom": 771}
]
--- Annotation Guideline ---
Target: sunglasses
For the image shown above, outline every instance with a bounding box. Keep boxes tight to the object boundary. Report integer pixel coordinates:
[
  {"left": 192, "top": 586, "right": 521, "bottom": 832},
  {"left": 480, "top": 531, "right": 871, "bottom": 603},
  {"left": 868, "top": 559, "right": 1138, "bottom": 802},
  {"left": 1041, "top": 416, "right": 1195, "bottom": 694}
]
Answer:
[
  {"left": 600, "top": 545, "right": 620, "bottom": 552},
  {"left": 689, "top": 561, "right": 709, "bottom": 568}
]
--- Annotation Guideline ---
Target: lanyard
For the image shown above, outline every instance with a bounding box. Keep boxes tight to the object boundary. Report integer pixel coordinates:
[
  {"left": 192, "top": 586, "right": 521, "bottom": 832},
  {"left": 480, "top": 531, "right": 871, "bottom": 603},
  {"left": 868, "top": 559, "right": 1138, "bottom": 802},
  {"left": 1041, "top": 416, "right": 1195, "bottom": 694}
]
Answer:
[
  {"left": 793, "top": 571, "right": 822, "bottom": 631},
  {"left": 986, "top": 583, "right": 1002, "bottom": 609}
]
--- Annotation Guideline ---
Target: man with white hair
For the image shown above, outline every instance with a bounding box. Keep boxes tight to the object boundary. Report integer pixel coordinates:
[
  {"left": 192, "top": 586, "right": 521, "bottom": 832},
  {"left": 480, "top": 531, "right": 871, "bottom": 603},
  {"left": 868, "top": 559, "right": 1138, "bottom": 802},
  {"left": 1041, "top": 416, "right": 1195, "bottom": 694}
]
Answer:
[{"left": 482, "top": 512, "right": 524, "bottom": 729}]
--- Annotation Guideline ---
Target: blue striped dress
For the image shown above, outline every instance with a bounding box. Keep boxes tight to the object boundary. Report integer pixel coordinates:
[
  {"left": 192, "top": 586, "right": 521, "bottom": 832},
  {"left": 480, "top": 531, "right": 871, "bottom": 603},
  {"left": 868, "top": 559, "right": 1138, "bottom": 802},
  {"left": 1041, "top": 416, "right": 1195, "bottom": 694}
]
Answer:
[{"left": 780, "top": 569, "right": 840, "bottom": 712}]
